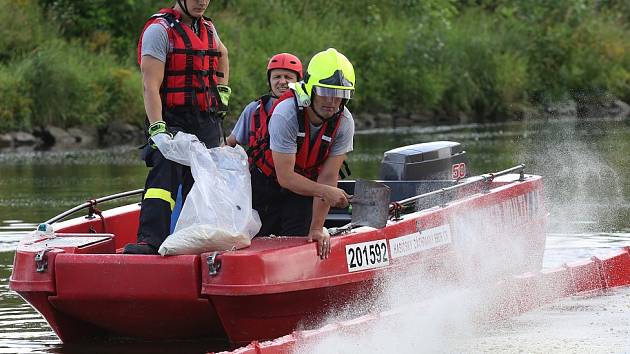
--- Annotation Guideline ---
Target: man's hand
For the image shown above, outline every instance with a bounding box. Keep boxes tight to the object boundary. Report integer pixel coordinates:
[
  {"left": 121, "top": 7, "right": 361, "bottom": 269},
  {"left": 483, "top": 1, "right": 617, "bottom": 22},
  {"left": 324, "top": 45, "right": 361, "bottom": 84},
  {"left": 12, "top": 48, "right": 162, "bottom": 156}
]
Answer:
[
  {"left": 216, "top": 84, "right": 231, "bottom": 118},
  {"left": 321, "top": 185, "right": 350, "bottom": 208},
  {"left": 148, "top": 120, "right": 172, "bottom": 152},
  {"left": 308, "top": 227, "right": 331, "bottom": 260}
]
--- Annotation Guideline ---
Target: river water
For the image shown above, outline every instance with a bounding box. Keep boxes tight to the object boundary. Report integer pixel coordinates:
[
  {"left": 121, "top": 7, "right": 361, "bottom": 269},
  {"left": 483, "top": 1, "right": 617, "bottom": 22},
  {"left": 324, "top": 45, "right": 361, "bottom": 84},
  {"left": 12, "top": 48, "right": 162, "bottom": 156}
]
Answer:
[{"left": 0, "top": 118, "right": 628, "bottom": 353}]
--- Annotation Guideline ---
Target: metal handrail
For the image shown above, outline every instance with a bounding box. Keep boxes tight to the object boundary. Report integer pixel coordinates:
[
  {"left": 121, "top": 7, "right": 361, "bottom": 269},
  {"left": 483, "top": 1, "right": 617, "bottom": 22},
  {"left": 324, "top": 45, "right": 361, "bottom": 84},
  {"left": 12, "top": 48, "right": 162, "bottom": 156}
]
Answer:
[
  {"left": 395, "top": 164, "right": 525, "bottom": 209},
  {"left": 45, "top": 189, "right": 144, "bottom": 224},
  {"left": 43, "top": 165, "right": 525, "bottom": 226}
]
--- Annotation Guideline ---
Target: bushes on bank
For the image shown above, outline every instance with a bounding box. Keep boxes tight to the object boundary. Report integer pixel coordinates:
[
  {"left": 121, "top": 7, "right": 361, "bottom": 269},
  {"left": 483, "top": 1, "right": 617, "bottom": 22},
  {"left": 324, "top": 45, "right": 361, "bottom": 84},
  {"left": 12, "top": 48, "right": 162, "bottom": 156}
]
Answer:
[
  {"left": 1, "top": 0, "right": 630, "bottom": 134},
  {"left": 0, "top": 1, "right": 143, "bottom": 133},
  {"left": 0, "top": 39, "right": 143, "bottom": 133},
  {"left": 218, "top": 0, "right": 458, "bottom": 117},
  {"left": 0, "top": 66, "right": 32, "bottom": 132}
]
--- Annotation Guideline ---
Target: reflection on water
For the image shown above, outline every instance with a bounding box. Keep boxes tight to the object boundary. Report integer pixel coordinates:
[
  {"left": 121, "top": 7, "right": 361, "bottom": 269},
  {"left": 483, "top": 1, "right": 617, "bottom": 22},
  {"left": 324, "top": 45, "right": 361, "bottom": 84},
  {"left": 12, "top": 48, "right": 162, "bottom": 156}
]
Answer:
[
  {"left": 0, "top": 118, "right": 628, "bottom": 353},
  {"left": 544, "top": 232, "right": 630, "bottom": 269}
]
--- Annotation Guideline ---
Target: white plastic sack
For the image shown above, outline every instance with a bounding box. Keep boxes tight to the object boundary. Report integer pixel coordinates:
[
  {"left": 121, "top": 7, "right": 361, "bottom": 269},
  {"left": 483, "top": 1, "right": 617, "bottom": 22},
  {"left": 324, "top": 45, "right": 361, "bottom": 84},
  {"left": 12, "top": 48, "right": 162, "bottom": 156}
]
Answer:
[{"left": 156, "top": 133, "right": 261, "bottom": 255}]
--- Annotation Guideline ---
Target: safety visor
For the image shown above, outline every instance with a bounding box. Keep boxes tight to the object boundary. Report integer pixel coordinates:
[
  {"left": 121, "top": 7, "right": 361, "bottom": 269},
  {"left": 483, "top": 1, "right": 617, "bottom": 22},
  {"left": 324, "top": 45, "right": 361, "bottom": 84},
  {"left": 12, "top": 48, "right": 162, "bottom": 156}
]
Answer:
[{"left": 313, "top": 86, "right": 354, "bottom": 99}]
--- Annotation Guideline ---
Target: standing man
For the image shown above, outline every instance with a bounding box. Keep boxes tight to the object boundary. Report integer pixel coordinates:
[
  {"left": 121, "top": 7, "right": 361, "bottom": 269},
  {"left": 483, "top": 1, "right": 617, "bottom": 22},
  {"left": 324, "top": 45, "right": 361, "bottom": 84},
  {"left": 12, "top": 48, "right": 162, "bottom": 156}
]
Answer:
[
  {"left": 227, "top": 53, "right": 302, "bottom": 148},
  {"left": 124, "top": 0, "right": 230, "bottom": 254},
  {"left": 248, "top": 48, "right": 355, "bottom": 260}
]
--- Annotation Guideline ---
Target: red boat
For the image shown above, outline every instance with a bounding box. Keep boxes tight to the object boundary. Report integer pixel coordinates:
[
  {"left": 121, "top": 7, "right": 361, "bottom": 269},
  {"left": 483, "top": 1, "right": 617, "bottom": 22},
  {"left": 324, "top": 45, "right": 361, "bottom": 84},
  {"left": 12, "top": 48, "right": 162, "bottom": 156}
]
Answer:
[
  {"left": 9, "top": 141, "right": 547, "bottom": 347},
  {"left": 222, "top": 247, "right": 630, "bottom": 354}
]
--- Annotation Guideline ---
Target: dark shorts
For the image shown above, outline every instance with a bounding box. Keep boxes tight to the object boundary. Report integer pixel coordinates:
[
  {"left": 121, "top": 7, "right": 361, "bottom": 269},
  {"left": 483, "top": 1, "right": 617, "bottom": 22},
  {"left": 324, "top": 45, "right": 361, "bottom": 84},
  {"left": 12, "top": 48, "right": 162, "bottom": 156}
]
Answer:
[{"left": 251, "top": 168, "right": 313, "bottom": 237}]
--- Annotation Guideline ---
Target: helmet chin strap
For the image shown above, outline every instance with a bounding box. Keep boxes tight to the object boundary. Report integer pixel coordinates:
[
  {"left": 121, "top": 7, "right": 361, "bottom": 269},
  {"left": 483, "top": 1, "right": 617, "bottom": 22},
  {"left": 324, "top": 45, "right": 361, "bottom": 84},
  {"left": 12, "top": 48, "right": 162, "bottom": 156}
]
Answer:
[{"left": 177, "top": 0, "right": 198, "bottom": 20}]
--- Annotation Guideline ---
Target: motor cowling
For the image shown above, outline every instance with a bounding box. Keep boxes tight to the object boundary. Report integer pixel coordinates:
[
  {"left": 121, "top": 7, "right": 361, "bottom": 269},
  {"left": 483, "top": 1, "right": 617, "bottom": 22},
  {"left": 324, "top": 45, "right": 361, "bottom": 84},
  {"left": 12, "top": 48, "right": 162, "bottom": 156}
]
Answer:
[{"left": 379, "top": 141, "right": 469, "bottom": 181}]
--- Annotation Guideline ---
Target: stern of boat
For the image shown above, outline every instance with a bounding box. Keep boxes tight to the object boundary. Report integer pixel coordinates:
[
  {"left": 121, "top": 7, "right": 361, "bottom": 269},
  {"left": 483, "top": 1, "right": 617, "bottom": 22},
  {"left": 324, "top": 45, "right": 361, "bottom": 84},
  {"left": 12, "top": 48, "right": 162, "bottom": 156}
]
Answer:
[{"left": 9, "top": 203, "right": 228, "bottom": 343}]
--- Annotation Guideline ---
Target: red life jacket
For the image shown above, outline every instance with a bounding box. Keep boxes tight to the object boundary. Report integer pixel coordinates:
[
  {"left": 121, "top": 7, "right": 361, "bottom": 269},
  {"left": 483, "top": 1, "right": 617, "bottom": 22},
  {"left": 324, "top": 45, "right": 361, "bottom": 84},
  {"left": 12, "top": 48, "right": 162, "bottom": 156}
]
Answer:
[
  {"left": 249, "top": 90, "right": 343, "bottom": 180},
  {"left": 245, "top": 94, "right": 274, "bottom": 164},
  {"left": 137, "top": 8, "right": 221, "bottom": 112}
]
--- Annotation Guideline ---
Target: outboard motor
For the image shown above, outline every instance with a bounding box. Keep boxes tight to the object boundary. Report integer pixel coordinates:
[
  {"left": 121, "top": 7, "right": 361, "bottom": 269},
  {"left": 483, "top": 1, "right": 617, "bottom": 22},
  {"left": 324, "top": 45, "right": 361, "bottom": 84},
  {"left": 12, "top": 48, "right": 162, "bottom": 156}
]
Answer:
[{"left": 380, "top": 141, "right": 469, "bottom": 181}]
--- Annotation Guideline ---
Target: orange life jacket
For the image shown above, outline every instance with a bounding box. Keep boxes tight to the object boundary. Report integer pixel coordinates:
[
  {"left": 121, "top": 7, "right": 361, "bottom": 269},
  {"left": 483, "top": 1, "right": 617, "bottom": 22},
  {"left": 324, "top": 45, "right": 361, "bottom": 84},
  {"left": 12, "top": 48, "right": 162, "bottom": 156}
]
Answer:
[
  {"left": 248, "top": 90, "right": 342, "bottom": 180},
  {"left": 138, "top": 8, "right": 221, "bottom": 112}
]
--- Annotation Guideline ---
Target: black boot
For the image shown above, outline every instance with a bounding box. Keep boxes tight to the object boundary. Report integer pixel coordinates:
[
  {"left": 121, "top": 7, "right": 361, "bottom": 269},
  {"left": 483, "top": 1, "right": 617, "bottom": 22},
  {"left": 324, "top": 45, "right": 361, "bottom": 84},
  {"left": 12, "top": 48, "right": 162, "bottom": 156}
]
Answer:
[{"left": 122, "top": 242, "right": 159, "bottom": 255}]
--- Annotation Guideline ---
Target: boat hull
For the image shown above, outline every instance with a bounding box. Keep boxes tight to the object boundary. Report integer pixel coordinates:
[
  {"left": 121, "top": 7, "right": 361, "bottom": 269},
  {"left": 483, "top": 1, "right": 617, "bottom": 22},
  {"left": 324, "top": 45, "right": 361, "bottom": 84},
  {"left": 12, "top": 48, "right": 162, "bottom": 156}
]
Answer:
[
  {"left": 222, "top": 247, "right": 630, "bottom": 354},
  {"left": 10, "top": 174, "right": 547, "bottom": 345}
]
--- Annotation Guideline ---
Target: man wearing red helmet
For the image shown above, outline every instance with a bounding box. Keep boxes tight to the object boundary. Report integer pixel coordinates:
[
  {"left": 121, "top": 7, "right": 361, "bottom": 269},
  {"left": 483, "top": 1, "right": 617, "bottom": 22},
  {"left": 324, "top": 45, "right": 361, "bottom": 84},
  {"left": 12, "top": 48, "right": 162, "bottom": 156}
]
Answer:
[{"left": 226, "top": 53, "right": 302, "bottom": 147}]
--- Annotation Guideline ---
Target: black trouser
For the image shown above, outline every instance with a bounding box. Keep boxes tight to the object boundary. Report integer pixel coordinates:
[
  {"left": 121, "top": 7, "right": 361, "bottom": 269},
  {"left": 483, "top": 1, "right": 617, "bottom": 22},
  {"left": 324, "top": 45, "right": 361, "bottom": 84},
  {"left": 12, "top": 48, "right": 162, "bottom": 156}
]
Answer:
[
  {"left": 251, "top": 168, "right": 313, "bottom": 236},
  {"left": 136, "top": 109, "right": 221, "bottom": 248}
]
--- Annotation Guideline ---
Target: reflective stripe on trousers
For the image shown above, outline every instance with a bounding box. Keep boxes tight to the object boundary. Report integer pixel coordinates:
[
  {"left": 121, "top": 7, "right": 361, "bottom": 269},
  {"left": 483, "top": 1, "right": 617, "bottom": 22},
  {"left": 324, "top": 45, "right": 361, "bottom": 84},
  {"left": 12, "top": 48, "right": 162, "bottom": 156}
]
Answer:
[{"left": 144, "top": 188, "right": 175, "bottom": 210}]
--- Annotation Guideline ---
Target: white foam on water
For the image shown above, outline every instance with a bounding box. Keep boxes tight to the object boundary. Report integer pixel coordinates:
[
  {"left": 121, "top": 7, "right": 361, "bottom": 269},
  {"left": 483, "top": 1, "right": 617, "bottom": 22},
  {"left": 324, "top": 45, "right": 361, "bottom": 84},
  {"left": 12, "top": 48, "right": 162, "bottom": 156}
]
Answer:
[
  {"left": 296, "top": 213, "right": 538, "bottom": 354},
  {"left": 295, "top": 118, "right": 628, "bottom": 353},
  {"left": 520, "top": 119, "right": 626, "bottom": 236}
]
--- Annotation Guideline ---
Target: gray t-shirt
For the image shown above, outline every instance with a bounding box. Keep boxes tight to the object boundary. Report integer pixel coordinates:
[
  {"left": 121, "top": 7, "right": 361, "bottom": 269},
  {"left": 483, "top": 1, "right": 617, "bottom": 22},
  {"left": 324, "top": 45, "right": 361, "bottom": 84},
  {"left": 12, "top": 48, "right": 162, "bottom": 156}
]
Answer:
[
  {"left": 140, "top": 18, "right": 222, "bottom": 63},
  {"left": 268, "top": 99, "right": 354, "bottom": 156},
  {"left": 231, "top": 97, "right": 276, "bottom": 145}
]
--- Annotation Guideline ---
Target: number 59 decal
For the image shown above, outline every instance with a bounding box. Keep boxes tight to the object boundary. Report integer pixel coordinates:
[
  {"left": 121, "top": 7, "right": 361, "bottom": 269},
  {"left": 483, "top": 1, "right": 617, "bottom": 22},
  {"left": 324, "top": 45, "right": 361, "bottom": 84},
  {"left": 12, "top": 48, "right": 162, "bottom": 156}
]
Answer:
[{"left": 451, "top": 163, "right": 466, "bottom": 179}]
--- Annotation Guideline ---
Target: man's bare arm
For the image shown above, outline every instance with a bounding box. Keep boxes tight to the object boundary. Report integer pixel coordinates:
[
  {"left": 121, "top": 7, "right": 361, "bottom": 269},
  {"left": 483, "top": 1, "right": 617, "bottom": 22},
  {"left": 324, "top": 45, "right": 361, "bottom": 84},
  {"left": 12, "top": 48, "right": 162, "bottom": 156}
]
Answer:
[
  {"left": 309, "top": 154, "right": 347, "bottom": 232},
  {"left": 140, "top": 55, "right": 165, "bottom": 123},
  {"left": 217, "top": 41, "right": 229, "bottom": 84},
  {"left": 272, "top": 151, "right": 328, "bottom": 197}
]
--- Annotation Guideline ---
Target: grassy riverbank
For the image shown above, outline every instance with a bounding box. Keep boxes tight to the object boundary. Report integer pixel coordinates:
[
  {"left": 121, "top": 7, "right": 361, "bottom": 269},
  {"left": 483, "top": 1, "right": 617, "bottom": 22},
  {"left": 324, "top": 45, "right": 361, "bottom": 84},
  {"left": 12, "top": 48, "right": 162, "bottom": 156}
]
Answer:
[{"left": 1, "top": 0, "right": 629, "bottom": 134}]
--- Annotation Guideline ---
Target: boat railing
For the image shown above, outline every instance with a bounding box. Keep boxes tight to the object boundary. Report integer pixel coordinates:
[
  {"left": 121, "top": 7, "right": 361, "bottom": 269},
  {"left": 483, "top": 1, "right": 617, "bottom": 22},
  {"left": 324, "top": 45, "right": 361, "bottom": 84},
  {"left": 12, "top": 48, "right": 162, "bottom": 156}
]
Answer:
[
  {"left": 391, "top": 164, "right": 525, "bottom": 217},
  {"left": 43, "top": 165, "right": 525, "bottom": 226},
  {"left": 330, "top": 165, "right": 526, "bottom": 234},
  {"left": 45, "top": 189, "right": 144, "bottom": 225}
]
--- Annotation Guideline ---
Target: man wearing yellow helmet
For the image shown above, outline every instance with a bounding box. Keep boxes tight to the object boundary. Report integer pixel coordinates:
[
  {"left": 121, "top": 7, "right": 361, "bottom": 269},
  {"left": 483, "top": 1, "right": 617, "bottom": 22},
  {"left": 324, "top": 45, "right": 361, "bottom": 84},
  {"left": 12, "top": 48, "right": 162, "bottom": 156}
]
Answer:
[{"left": 248, "top": 48, "right": 355, "bottom": 260}]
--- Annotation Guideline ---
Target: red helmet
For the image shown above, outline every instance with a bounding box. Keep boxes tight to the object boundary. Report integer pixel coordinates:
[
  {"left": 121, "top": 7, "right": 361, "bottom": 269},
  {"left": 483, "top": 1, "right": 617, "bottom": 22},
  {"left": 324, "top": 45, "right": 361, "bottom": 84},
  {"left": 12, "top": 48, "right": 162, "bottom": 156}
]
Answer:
[{"left": 267, "top": 53, "right": 303, "bottom": 81}]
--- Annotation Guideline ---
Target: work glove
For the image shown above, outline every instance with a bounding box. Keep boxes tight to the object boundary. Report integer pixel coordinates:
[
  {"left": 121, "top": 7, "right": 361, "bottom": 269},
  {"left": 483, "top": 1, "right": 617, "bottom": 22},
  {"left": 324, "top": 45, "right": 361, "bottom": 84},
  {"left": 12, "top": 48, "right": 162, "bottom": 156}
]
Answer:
[
  {"left": 148, "top": 120, "right": 172, "bottom": 152},
  {"left": 216, "top": 84, "right": 231, "bottom": 119}
]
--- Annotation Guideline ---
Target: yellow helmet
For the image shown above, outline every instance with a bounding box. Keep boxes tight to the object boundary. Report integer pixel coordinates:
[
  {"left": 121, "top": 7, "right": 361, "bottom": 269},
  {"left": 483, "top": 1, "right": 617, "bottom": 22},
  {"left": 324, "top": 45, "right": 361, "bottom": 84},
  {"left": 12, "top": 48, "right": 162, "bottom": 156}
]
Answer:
[{"left": 303, "top": 48, "right": 355, "bottom": 100}]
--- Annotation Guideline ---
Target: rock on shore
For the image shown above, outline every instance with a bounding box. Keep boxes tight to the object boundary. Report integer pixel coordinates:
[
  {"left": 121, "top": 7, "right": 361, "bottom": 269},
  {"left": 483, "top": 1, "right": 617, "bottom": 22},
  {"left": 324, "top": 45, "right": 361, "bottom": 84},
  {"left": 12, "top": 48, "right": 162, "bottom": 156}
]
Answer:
[{"left": 1, "top": 98, "right": 628, "bottom": 151}]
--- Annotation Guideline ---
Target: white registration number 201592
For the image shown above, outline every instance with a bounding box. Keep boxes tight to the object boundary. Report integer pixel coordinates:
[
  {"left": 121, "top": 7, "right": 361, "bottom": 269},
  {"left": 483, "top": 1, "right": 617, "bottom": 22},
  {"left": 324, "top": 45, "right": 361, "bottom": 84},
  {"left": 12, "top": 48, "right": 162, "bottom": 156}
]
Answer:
[{"left": 345, "top": 239, "right": 389, "bottom": 272}]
